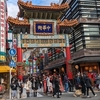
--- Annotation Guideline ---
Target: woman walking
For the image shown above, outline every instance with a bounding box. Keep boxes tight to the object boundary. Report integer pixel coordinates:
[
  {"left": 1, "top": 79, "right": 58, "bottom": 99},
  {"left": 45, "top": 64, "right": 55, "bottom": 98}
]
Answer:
[
  {"left": 24, "top": 79, "right": 31, "bottom": 97},
  {"left": 18, "top": 80, "right": 23, "bottom": 98},
  {"left": 52, "top": 76, "right": 60, "bottom": 98},
  {"left": 85, "top": 75, "right": 97, "bottom": 97},
  {"left": 74, "top": 72, "right": 82, "bottom": 97},
  {"left": 31, "top": 76, "right": 38, "bottom": 97}
]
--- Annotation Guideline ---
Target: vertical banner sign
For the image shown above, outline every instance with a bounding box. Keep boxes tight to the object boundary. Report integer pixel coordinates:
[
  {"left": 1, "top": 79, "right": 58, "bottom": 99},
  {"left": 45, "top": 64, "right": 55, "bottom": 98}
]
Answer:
[
  {"left": 33, "top": 60, "right": 36, "bottom": 76},
  {"left": 0, "top": 0, "right": 6, "bottom": 62},
  {"left": 8, "top": 30, "right": 12, "bottom": 48}
]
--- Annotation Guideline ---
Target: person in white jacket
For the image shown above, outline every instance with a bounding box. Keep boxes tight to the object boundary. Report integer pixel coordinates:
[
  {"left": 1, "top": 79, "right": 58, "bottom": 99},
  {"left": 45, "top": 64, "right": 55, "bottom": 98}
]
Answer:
[
  {"left": 46, "top": 76, "right": 53, "bottom": 93},
  {"left": 24, "top": 79, "right": 31, "bottom": 97}
]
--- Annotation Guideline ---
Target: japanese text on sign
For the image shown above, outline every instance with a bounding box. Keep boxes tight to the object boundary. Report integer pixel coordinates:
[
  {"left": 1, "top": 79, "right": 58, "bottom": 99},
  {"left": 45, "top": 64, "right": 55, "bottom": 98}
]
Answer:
[
  {"left": 0, "top": 1, "right": 6, "bottom": 52},
  {"left": 0, "top": 56, "right": 6, "bottom": 61}
]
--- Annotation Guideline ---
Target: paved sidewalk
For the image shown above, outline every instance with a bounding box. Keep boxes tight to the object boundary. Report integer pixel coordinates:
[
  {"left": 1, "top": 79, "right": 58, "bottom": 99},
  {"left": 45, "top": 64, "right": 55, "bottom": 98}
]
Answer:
[{"left": 2, "top": 88, "right": 100, "bottom": 100}]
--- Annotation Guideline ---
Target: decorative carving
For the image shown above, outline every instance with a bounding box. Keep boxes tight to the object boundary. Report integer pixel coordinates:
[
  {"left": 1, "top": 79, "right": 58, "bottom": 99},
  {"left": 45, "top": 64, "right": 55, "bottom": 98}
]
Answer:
[
  {"left": 50, "top": 3, "right": 59, "bottom": 7},
  {"left": 25, "top": 1, "right": 32, "bottom": 6},
  {"left": 57, "top": 19, "right": 62, "bottom": 24},
  {"left": 7, "top": 16, "right": 29, "bottom": 25},
  {"left": 18, "top": 0, "right": 69, "bottom": 10},
  {"left": 57, "top": 19, "right": 78, "bottom": 27}
]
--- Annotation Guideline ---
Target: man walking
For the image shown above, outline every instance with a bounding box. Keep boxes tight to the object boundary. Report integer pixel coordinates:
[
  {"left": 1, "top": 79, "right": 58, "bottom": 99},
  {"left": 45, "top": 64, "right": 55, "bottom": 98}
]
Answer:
[{"left": 85, "top": 74, "right": 97, "bottom": 97}]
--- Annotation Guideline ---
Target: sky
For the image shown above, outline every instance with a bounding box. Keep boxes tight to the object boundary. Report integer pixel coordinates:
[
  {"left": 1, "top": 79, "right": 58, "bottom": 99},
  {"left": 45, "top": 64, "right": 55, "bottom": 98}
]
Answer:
[{"left": 7, "top": 0, "right": 60, "bottom": 18}]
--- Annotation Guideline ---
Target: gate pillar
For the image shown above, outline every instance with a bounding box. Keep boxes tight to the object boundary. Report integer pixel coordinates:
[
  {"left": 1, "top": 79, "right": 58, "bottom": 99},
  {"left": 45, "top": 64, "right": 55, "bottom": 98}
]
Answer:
[
  {"left": 17, "top": 34, "right": 23, "bottom": 80},
  {"left": 65, "top": 34, "right": 73, "bottom": 79}
]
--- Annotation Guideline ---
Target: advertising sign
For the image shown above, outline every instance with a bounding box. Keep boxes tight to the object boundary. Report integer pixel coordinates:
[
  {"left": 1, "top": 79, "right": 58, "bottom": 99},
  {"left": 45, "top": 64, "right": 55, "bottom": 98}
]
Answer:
[{"left": 0, "top": 0, "right": 6, "bottom": 62}]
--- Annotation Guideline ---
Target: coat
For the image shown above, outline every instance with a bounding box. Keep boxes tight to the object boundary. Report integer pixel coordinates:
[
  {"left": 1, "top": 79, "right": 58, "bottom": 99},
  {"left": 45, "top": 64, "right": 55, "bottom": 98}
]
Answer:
[
  {"left": 31, "top": 79, "right": 38, "bottom": 90},
  {"left": 84, "top": 76, "right": 92, "bottom": 87},
  {"left": 74, "top": 76, "right": 81, "bottom": 89},
  {"left": 96, "top": 76, "right": 100, "bottom": 85},
  {"left": 54, "top": 78, "right": 60, "bottom": 92}
]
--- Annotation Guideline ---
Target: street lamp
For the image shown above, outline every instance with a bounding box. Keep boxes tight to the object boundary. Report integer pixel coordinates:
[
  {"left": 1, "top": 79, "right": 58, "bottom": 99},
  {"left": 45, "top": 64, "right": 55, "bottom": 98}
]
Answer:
[{"left": 9, "top": 68, "right": 13, "bottom": 99}]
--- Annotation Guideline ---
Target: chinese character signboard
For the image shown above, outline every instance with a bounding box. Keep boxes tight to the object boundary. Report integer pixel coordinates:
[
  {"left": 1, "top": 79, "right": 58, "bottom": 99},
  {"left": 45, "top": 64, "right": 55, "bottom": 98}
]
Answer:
[
  {"left": 33, "top": 21, "right": 54, "bottom": 35},
  {"left": 21, "top": 34, "right": 66, "bottom": 48},
  {"left": 0, "top": 0, "right": 6, "bottom": 62}
]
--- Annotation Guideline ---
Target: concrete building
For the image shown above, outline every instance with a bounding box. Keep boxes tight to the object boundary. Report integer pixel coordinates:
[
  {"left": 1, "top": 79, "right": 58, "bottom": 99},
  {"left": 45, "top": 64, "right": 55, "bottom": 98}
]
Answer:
[{"left": 60, "top": 0, "right": 100, "bottom": 74}]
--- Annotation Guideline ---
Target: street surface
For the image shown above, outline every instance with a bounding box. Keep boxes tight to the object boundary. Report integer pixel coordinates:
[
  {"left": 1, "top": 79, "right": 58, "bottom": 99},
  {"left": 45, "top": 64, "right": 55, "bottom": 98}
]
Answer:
[
  {"left": 3, "top": 88, "right": 100, "bottom": 100},
  {"left": 18, "top": 92, "right": 100, "bottom": 100}
]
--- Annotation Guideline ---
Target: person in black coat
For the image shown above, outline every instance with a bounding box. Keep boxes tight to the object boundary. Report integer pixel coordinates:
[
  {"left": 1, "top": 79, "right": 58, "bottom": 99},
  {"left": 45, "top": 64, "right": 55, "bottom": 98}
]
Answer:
[
  {"left": 74, "top": 73, "right": 82, "bottom": 97},
  {"left": 11, "top": 80, "right": 18, "bottom": 99},
  {"left": 52, "top": 76, "right": 60, "bottom": 98},
  {"left": 31, "top": 76, "right": 38, "bottom": 97},
  {"left": 80, "top": 73, "right": 86, "bottom": 96},
  {"left": 18, "top": 80, "right": 23, "bottom": 98},
  {"left": 84, "top": 75, "right": 97, "bottom": 97}
]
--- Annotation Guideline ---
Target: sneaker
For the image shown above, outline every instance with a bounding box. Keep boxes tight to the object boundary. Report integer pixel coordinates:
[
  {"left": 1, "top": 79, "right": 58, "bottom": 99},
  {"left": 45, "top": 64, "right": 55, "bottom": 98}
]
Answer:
[
  {"left": 57, "top": 96, "right": 61, "bottom": 98},
  {"left": 87, "top": 95, "right": 90, "bottom": 98},
  {"left": 52, "top": 95, "right": 56, "bottom": 98},
  {"left": 94, "top": 94, "right": 97, "bottom": 97}
]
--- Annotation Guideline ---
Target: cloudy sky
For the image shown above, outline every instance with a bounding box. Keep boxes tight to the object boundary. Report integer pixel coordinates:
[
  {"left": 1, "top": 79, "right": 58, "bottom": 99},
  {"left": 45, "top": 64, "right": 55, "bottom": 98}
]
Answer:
[{"left": 7, "top": 0, "right": 60, "bottom": 18}]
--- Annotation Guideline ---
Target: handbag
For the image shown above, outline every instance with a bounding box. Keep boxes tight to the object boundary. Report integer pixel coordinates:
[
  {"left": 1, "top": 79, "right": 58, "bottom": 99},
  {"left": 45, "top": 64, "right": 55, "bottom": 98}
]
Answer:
[{"left": 75, "top": 89, "right": 82, "bottom": 96}]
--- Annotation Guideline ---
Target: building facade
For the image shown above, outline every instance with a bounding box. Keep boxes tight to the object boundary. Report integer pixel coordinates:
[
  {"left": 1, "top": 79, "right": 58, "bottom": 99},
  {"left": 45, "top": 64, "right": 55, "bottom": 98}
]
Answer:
[
  {"left": 61, "top": 0, "right": 100, "bottom": 74},
  {"left": 7, "top": 0, "right": 78, "bottom": 80},
  {"left": 0, "top": 0, "right": 7, "bottom": 62}
]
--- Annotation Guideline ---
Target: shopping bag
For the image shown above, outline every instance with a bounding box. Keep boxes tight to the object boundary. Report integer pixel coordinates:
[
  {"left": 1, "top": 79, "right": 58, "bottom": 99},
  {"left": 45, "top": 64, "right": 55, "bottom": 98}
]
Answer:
[{"left": 75, "top": 89, "right": 82, "bottom": 96}]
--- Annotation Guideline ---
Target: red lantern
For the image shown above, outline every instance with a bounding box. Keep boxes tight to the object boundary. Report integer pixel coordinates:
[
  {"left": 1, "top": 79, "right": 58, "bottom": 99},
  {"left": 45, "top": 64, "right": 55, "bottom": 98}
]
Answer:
[
  {"left": 23, "top": 60, "right": 26, "bottom": 62},
  {"left": 28, "top": 59, "right": 32, "bottom": 62},
  {"left": 40, "top": 55, "right": 44, "bottom": 59},
  {"left": 56, "top": 49, "right": 61, "bottom": 53},
  {"left": 34, "top": 58, "right": 37, "bottom": 60},
  {"left": 48, "top": 52, "right": 52, "bottom": 56}
]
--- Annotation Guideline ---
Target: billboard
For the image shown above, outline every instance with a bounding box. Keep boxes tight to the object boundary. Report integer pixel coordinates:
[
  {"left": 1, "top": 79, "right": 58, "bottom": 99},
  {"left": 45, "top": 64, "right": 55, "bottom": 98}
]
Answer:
[{"left": 0, "top": 0, "right": 6, "bottom": 62}]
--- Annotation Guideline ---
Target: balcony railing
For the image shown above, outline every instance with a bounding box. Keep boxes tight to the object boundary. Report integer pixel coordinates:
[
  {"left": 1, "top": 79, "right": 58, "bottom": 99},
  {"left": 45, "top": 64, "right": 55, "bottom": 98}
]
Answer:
[{"left": 48, "top": 57, "right": 65, "bottom": 68}]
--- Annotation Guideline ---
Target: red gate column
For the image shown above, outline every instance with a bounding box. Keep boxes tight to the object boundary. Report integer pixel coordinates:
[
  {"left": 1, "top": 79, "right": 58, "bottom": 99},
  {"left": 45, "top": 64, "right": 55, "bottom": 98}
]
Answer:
[
  {"left": 65, "top": 34, "right": 73, "bottom": 79},
  {"left": 17, "top": 34, "right": 23, "bottom": 80}
]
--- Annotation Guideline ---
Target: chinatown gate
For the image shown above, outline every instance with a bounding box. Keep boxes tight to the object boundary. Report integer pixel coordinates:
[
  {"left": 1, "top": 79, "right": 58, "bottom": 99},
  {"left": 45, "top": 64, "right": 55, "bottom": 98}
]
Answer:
[{"left": 7, "top": 0, "right": 78, "bottom": 80}]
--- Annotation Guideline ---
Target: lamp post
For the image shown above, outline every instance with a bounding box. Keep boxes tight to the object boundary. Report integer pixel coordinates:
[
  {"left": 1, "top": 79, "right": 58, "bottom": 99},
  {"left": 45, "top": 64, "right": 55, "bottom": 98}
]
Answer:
[{"left": 9, "top": 68, "right": 13, "bottom": 99}]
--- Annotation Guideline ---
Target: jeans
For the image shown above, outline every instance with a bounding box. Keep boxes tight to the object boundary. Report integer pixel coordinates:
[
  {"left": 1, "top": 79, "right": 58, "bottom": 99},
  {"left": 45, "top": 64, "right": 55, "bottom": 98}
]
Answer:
[
  {"left": 11, "top": 90, "right": 17, "bottom": 98},
  {"left": 65, "top": 82, "right": 69, "bottom": 92}
]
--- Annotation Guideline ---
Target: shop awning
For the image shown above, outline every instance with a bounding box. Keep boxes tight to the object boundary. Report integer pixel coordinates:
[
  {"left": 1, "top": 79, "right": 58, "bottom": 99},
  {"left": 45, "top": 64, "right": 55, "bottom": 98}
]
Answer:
[{"left": 0, "top": 66, "right": 16, "bottom": 73}]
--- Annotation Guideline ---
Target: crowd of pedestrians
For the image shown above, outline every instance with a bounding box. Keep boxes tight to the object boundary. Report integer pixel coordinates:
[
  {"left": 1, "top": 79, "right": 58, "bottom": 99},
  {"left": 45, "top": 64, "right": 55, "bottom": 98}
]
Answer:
[{"left": 10, "top": 72, "right": 100, "bottom": 99}]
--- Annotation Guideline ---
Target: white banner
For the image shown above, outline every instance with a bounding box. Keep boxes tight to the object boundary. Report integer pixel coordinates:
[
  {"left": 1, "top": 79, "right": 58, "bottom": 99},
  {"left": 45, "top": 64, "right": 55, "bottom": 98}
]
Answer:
[{"left": 0, "top": 0, "right": 6, "bottom": 53}]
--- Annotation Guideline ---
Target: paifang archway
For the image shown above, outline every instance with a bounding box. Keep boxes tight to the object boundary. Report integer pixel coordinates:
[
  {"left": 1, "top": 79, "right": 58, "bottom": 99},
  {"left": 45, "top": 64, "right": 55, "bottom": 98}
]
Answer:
[{"left": 7, "top": 0, "right": 78, "bottom": 80}]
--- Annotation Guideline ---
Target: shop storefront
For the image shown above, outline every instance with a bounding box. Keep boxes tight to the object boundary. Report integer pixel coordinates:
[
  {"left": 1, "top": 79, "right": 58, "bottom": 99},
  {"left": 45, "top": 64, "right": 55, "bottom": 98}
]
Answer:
[
  {"left": 80, "top": 63, "right": 99, "bottom": 73},
  {"left": 0, "top": 66, "right": 16, "bottom": 90}
]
